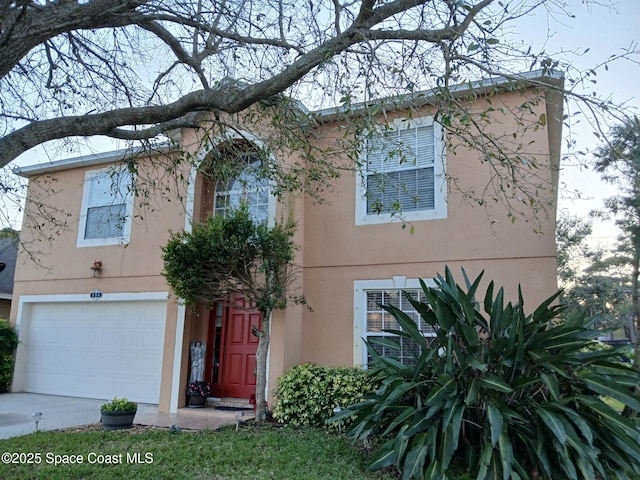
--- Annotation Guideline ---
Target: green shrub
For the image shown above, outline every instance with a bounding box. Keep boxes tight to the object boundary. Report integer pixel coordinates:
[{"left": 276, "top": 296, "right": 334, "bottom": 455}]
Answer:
[
  {"left": 273, "top": 363, "right": 375, "bottom": 428},
  {"left": 334, "top": 268, "right": 640, "bottom": 480},
  {"left": 100, "top": 397, "right": 137, "bottom": 411},
  {"left": 0, "top": 319, "right": 18, "bottom": 393}
]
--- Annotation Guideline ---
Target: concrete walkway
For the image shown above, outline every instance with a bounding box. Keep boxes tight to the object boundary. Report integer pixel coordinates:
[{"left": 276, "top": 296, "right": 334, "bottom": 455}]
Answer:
[{"left": 0, "top": 393, "right": 254, "bottom": 439}]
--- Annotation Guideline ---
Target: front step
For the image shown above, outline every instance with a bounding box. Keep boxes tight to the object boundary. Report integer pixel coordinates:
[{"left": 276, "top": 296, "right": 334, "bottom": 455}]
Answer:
[{"left": 207, "top": 397, "right": 254, "bottom": 410}]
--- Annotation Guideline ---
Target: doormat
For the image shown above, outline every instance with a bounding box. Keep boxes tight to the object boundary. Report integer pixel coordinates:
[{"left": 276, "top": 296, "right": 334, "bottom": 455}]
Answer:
[{"left": 215, "top": 406, "right": 254, "bottom": 412}]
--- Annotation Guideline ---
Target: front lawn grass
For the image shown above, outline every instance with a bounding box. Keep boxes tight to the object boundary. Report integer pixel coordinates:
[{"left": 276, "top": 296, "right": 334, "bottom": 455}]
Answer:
[{"left": 0, "top": 422, "right": 397, "bottom": 480}]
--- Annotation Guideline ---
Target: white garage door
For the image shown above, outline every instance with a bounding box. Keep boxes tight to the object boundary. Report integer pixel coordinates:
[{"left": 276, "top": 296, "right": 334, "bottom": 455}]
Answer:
[{"left": 22, "top": 300, "right": 167, "bottom": 404}]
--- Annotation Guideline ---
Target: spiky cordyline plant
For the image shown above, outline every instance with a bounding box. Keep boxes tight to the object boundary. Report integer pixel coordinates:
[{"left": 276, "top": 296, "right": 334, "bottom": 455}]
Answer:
[{"left": 333, "top": 268, "right": 640, "bottom": 480}]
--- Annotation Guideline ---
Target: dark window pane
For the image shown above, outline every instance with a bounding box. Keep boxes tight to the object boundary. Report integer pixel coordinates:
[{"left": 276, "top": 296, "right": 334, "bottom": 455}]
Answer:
[{"left": 85, "top": 204, "right": 126, "bottom": 239}]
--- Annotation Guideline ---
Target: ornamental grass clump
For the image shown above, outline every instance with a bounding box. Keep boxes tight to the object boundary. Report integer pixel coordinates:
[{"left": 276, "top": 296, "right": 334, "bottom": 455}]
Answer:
[{"left": 333, "top": 268, "right": 640, "bottom": 480}]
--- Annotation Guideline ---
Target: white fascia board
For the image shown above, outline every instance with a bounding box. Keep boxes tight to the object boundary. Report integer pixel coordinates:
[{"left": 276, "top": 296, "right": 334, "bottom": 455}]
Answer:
[
  {"left": 14, "top": 144, "right": 173, "bottom": 178},
  {"left": 314, "top": 69, "right": 564, "bottom": 121}
]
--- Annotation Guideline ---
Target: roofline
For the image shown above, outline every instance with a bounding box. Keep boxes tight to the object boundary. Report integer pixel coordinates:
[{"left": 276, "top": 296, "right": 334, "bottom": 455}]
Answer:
[
  {"left": 14, "top": 144, "right": 173, "bottom": 178},
  {"left": 313, "top": 69, "right": 564, "bottom": 121},
  {"left": 14, "top": 70, "right": 563, "bottom": 176},
  {"left": 0, "top": 293, "right": 12, "bottom": 300}
]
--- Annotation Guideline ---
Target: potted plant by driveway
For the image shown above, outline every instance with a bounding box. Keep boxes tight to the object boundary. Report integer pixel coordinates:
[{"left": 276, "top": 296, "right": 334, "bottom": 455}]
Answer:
[
  {"left": 100, "top": 397, "right": 137, "bottom": 430},
  {"left": 187, "top": 381, "right": 211, "bottom": 408}
]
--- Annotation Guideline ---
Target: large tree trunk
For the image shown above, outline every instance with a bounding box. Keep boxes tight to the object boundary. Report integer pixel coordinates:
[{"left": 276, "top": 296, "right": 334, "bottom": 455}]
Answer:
[{"left": 254, "top": 311, "right": 271, "bottom": 421}]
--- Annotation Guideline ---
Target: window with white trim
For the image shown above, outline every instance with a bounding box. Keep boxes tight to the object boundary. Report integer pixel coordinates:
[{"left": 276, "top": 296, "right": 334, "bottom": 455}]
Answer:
[
  {"left": 365, "top": 289, "right": 436, "bottom": 365},
  {"left": 355, "top": 116, "right": 447, "bottom": 225},
  {"left": 214, "top": 155, "right": 270, "bottom": 224},
  {"left": 354, "top": 279, "right": 437, "bottom": 367},
  {"left": 77, "top": 166, "right": 133, "bottom": 247}
]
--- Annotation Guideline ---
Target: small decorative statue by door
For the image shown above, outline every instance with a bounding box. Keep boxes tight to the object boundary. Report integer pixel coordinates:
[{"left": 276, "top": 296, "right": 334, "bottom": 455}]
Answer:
[
  {"left": 188, "top": 341, "right": 209, "bottom": 407},
  {"left": 190, "top": 341, "right": 206, "bottom": 383}
]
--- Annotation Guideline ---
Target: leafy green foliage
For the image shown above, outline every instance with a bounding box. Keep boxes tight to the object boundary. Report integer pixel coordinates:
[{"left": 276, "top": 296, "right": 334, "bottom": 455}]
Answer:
[
  {"left": 100, "top": 397, "right": 137, "bottom": 412},
  {"left": 0, "top": 319, "right": 18, "bottom": 393},
  {"left": 162, "top": 204, "right": 300, "bottom": 316},
  {"left": 556, "top": 212, "right": 632, "bottom": 335},
  {"left": 273, "top": 364, "right": 375, "bottom": 428},
  {"left": 594, "top": 116, "right": 640, "bottom": 363},
  {"left": 556, "top": 212, "right": 595, "bottom": 285},
  {"left": 562, "top": 273, "right": 632, "bottom": 332},
  {"left": 335, "top": 268, "right": 640, "bottom": 480}
]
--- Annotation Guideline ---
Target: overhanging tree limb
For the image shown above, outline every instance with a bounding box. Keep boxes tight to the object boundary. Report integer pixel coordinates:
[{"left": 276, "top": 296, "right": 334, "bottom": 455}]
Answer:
[
  {"left": 0, "top": 4, "right": 484, "bottom": 165},
  {"left": 0, "top": 0, "right": 538, "bottom": 167},
  {"left": 2, "top": 0, "right": 639, "bottom": 237}
]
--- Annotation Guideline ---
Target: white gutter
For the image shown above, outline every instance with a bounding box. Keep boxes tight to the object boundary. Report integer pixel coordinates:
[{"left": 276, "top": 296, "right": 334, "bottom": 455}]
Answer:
[
  {"left": 314, "top": 69, "right": 564, "bottom": 121},
  {"left": 14, "top": 144, "right": 173, "bottom": 178},
  {"left": 13, "top": 70, "right": 562, "bottom": 177}
]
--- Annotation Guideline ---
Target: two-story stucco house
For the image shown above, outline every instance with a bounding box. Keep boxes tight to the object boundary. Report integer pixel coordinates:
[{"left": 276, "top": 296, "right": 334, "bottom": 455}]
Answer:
[{"left": 9, "top": 71, "right": 563, "bottom": 413}]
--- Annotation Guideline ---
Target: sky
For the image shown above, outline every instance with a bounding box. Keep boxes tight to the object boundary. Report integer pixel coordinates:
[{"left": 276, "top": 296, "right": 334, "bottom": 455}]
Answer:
[
  {"left": 6, "top": 0, "right": 640, "bottom": 247},
  {"left": 515, "top": 0, "right": 640, "bottom": 247}
]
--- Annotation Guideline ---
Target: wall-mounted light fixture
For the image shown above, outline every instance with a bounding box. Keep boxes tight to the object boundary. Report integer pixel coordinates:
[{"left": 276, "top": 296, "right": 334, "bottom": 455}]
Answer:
[{"left": 90, "top": 260, "right": 103, "bottom": 278}]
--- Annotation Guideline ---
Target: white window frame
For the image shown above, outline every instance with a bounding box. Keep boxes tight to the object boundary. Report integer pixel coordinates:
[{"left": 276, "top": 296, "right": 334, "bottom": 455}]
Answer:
[
  {"left": 76, "top": 166, "right": 134, "bottom": 248},
  {"left": 353, "top": 277, "right": 437, "bottom": 367},
  {"left": 355, "top": 115, "right": 447, "bottom": 225}
]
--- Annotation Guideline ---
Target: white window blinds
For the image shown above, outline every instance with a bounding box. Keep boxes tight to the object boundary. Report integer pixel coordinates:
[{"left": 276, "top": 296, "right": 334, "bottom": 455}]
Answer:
[
  {"left": 365, "top": 124, "right": 436, "bottom": 215},
  {"left": 365, "top": 288, "right": 436, "bottom": 366}
]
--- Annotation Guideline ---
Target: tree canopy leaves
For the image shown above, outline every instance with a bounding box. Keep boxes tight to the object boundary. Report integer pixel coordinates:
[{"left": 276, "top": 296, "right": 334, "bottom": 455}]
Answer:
[
  {"left": 593, "top": 116, "right": 640, "bottom": 363},
  {"left": 162, "top": 205, "right": 300, "bottom": 317},
  {"left": 1, "top": 0, "right": 633, "bottom": 167}
]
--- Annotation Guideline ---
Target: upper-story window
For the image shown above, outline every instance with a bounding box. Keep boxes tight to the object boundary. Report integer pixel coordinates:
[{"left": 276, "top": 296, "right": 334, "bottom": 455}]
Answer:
[
  {"left": 214, "top": 155, "right": 271, "bottom": 224},
  {"left": 77, "top": 166, "right": 133, "bottom": 247},
  {"left": 355, "top": 115, "right": 447, "bottom": 225}
]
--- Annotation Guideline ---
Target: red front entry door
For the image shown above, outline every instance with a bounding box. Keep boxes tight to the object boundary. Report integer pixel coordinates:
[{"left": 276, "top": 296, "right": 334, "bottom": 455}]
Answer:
[{"left": 220, "top": 298, "right": 261, "bottom": 399}]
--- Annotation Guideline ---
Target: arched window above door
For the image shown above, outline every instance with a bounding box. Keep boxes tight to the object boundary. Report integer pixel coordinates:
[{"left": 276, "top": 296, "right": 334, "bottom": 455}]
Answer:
[{"left": 213, "top": 154, "right": 270, "bottom": 224}]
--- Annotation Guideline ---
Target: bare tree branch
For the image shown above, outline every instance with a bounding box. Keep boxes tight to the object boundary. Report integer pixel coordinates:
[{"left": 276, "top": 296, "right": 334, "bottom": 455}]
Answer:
[
  {"left": 1, "top": 0, "right": 498, "bottom": 166},
  {"left": 1, "top": 0, "right": 638, "bottom": 235},
  {"left": 0, "top": 0, "right": 149, "bottom": 78}
]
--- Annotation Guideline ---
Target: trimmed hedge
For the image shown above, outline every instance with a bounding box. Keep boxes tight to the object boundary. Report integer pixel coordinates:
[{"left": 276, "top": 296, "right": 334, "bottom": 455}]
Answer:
[
  {"left": 0, "top": 319, "right": 18, "bottom": 393},
  {"left": 273, "top": 363, "right": 375, "bottom": 428}
]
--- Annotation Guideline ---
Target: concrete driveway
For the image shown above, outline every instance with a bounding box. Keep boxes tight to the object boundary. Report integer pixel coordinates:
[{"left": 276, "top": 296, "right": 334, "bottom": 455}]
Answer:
[{"left": 0, "top": 393, "right": 158, "bottom": 439}]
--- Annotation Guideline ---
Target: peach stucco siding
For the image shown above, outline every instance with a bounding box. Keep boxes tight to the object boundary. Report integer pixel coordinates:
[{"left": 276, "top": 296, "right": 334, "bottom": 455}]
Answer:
[
  {"left": 10, "top": 76, "right": 562, "bottom": 412},
  {"left": 12, "top": 156, "right": 190, "bottom": 411},
  {"left": 296, "top": 88, "right": 559, "bottom": 368}
]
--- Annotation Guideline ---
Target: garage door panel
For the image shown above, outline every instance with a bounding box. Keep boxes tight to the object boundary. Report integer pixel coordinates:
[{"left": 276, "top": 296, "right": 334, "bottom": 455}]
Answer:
[{"left": 23, "top": 300, "right": 167, "bottom": 404}]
